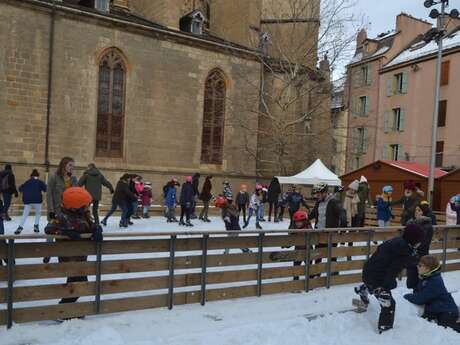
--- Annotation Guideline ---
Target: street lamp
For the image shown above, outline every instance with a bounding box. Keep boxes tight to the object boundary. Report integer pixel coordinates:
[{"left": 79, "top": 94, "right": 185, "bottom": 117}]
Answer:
[{"left": 424, "top": 0, "right": 459, "bottom": 205}]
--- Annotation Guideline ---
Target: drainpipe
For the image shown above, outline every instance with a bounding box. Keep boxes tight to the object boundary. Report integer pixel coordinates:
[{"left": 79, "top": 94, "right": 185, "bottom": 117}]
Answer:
[{"left": 44, "top": 0, "right": 56, "bottom": 178}]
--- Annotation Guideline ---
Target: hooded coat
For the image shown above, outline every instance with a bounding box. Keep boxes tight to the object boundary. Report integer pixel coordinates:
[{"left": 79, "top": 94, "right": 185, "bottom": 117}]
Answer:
[
  {"left": 267, "top": 178, "right": 281, "bottom": 202},
  {"left": 78, "top": 167, "right": 113, "bottom": 201}
]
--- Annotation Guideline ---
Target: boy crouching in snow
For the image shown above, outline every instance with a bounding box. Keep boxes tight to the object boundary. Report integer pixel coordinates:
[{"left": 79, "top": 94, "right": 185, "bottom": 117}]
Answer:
[
  {"left": 354, "top": 223, "right": 424, "bottom": 333},
  {"left": 404, "top": 255, "right": 460, "bottom": 333}
]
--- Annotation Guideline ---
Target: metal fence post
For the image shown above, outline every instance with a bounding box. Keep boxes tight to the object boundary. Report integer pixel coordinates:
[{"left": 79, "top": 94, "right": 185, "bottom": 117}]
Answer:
[
  {"left": 304, "top": 232, "right": 311, "bottom": 293},
  {"left": 366, "top": 230, "right": 373, "bottom": 261},
  {"left": 6, "top": 239, "right": 15, "bottom": 329},
  {"left": 256, "top": 233, "right": 264, "bottom": 297},
  {"left": 442, "top": 227, "right": 449, "bottom": 271},
  {"left": 200, "top": 234, "right": 208, "bottom": 306},
  {"left": 168, "top": 235, "right": 176, "bottom": 310},
  {"left": 95, "top": 241, "right": 103, "bottom": 314},
  {"left": 326, "top": 232, "right": 332, "bottom": 289}
]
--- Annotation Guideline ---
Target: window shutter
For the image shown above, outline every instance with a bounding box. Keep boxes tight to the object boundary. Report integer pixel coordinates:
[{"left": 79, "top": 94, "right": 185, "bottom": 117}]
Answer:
[
  {"left": 352, "top": 129, "right": 359, "bottom": 154},
  {"left": 401, "top": 71, "right": 408, "bottom": 94},
  {"left": 367, "top": 65, "right": 373, "bottom": 85},
  {"left": 397, "top": 144, "right": 404, "bottom": 161},
  {"left": 364, "top": 96, "right": 370, "bottom": 116},
  {"left": 386, "top": 78, "right": 393, "bottom": 97},
  {"left": 399, "top": 108, "right": 406, "bottom": 132},
  {"left": 384, "top": 111, "right": 390, "bottom": 133},
  {"left": 440, "top": 60, "right": 450, "bottom": 86},
  {"left": 363, "top": 128, "right": 369, "bottom": 153},
  {"left": 382, "top": 144, "right": 388, "bottom": 160}
]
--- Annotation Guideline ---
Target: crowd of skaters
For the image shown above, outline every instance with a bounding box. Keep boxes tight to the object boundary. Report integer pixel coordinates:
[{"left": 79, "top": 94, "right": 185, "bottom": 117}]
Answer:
[{"left": 1, "top": 159, "right": 460, "bottom": 331}]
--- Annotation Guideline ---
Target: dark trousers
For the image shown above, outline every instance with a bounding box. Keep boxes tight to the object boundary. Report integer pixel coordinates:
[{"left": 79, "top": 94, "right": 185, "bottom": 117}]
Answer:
[
  {"left": 238, "top": 204, "right": 247, "bottom": 223},
  {"left": 423, "top": 312, "right": 460, "bottom": 333},
  {"left": 92, "top": 200, "right": 100, "bottom": 224},
  {"left": 268, "top": 201, "right": 278, "bottom": 221},
  {"left": 2, "top": 193, "right": 12, "bottom": 216},
  {"left": 199, "top": 200, "right": 209, "bottom": 219},
  {"left": 378, "top": 292, "right": 396, "bottom": 330},
  {"left": 278, "top": 206, "right": 285, "bottom": 221},
  {"left": 180, "top": 206, "right": 191, "bottom": 222}
]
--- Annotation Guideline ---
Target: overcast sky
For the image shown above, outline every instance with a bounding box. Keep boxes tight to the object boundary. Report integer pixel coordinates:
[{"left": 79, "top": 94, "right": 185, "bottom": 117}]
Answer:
[{"left": 355, "top": 0, "right": 435, "bottom": 38}]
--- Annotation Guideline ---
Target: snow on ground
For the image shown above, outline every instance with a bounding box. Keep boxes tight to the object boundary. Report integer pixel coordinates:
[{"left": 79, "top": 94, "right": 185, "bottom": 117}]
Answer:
[
  {"left": 2, "top": 216, "right": 459, "bottom": 344},
  {"left": 2, "top": 215, "right": 290, "bottom": 235},
  {"left": 1, "top": 272, "right": 460, "bottom": 345}
]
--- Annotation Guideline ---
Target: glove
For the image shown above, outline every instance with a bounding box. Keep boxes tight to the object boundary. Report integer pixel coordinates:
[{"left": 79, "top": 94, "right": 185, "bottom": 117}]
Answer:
[
  {"left": 91, "top": 225, "right": 103, "bottom": 242},
  {"left": 110, "top": 189, "right": 114, "bottom": 194},
  {"left": 48, "top": 212, "right": 56, "bottom": 220}
]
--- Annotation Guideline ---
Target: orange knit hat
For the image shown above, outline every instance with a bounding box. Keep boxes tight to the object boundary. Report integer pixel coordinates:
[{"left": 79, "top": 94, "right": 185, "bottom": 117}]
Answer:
[{"left": 62, "top": 187, "right": 92, "bottom": 210}]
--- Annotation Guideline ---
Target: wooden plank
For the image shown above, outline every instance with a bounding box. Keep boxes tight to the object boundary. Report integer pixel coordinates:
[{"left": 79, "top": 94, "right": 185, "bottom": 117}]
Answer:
[
  {"left": 444, "top": 262, "right": 460, "bottom": 272},
  {"left": 11, "top": 293, "right": 170, "bottom": 324},
  {"left": 207, "top": 236, "right": 259, "bottom": 250},
  {"left": 431, "top": 241, "right": 460, "bottom": 251},
  {"left": 0, "top": 310, "right": 5, "bottom": 326},
  {"left": 0, "top": 266, "right": 6, "bottom": 280},
  {"left": 330, "top": 273, "right": 362, "bottom": 286}
]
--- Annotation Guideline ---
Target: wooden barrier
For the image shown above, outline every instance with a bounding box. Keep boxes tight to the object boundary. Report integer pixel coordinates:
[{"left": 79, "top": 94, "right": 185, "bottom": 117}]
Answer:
[{"left": 0, "top": 226, "right": 459, "bottom": 328}]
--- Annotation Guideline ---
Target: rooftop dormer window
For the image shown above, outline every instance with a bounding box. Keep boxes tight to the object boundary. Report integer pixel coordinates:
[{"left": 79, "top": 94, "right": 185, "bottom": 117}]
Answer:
[
  {"left": 64, "top": 0, "right": 110, "bottom": 13},
  {"left": 180, "top": 10, "right": 207, "bottom": 35}
]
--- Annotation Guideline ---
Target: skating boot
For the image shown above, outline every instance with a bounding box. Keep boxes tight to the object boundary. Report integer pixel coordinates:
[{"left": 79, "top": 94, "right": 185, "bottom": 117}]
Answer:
[
  {"left": 354, "top": 284, "right": 370, "bottom": 306},
  {"left": 33, "top": 224, "right": 39, "bottom": 233},
  {"left": 14, "top": 226, "right": 23, "bottom": 235}
]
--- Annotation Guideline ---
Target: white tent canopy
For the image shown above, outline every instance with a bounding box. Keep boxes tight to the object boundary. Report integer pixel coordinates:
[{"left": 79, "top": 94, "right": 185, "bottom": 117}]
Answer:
[{"left": 276, "top": 159, "right": 342, "bottom": 186}]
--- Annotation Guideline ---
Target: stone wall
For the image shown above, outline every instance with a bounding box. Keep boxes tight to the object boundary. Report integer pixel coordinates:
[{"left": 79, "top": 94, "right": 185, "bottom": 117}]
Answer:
[{"left": 0, "top": 1, "right": 261, "bottom": 205}]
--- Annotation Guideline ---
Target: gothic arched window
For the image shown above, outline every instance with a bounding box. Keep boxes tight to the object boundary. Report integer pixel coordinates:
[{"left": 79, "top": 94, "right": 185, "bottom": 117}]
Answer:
[
  {"left": 201, "top": 69, "right": 226, "bottom": 165},
  {"left": 96, "top": 49, "right": 126, "bottom": 157}
]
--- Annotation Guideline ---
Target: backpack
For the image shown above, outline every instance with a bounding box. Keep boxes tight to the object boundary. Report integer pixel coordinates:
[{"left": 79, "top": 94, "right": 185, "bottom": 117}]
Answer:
[{"left": 0, "top": 172, "right": 9, "bottom": 192}]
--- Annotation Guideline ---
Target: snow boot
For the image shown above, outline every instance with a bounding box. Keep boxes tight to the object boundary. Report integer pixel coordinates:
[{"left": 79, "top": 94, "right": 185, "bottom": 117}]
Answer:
[
  {"left": 33, "top": 224, "right": 39, "bottom": 233},
  {"left": 204, "top": 217, "right": 211, "bottom": 223},
  {"left": 354, "top": 284, "right": 370, "bottom": 306},
  {"left": 14, "top": 226, "right": 23, "bottom": 235}
]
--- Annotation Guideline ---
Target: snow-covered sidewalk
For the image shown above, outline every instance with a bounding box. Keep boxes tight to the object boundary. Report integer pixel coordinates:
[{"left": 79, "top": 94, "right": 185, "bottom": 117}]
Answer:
[{"left": 1, "top": 272, "right": 459, "bottom": 345}]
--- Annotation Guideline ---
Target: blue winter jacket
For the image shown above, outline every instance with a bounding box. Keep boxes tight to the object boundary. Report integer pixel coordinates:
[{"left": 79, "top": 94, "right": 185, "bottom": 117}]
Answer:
[
  {"left": 19, "top": 178, "right": 47, "bottom": 204},
  {"left": 376, "top": 198, "right": 392, "bottom": 222},
  {"left": 404, "top": 268, "right": 459, "bottom": 317},
  {"left": 164, "top": 186, "right": 176, "bottom": 207}
]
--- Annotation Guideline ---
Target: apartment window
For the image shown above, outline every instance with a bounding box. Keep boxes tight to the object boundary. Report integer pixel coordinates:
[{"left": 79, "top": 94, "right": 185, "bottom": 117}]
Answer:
[
  {"left": 387, "top": 71, "right": 408, "bottom": 96},
  {"left": 361, "top": 64, "right": 371, "bottom": 86},
  {"left": 438, "top": 100, "right": 447, "bottom": 127},
  {"left": 358, "top": 96, "right": 369, "bottom": 116},
  {"left": 392, "top": 108, "right": 405, "bottom": 131},
  {"left": 436, "top": 141, "right": 444, "bottom": 167},
  {"left": 389, "top": 144, "right": 404, "bottom": 161},
  {"left": 353, "top": 127, "right": 368, "bottom": 154},
  {"left": 440, "top": 61, "right": 450, "bottom": 86}
]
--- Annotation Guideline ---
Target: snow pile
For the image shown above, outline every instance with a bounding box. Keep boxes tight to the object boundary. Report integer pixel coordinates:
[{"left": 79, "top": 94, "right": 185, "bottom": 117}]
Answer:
[{"left": 1, "top": 273, "right": 459, "bottom": 345}]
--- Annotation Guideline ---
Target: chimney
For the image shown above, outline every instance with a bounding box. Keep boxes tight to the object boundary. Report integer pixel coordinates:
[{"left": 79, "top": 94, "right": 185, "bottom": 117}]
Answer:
[
  {"left": 356, "top": 28, "right": 367, "bottom": 47},
  {"left": 112, "top": 0, "right": 130, "bottom": 11}
]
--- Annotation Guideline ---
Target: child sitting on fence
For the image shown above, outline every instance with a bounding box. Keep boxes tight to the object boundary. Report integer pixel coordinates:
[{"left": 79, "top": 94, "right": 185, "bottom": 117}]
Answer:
[
  {"left": 404, "top": 255, "right": 460, "bottom": 333},
  {"left": 45, "top": 187, "right": 102, "bottom": 306}
]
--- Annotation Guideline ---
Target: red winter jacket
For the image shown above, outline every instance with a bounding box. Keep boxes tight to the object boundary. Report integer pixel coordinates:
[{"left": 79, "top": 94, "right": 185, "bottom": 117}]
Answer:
[{"left": 141, "top": 189, "right": 153, "bottom": 206}]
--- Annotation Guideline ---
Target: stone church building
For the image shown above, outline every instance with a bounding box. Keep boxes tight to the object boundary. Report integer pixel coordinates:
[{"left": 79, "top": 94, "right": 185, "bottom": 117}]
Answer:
[{"left": 0, "top": 0, "right": 331, "bottom": 195}]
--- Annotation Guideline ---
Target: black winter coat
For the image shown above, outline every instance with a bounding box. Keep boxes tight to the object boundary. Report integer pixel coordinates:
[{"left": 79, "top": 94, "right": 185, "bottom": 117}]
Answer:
[
  {"left": 180, "top": 182, "right": 195, "bottom": 207},
  {"left": 309, "top": 197, "right": 345, "bottom": 228},
  {"left": 363, "top": 237, "right": 417, "bottom": 291},
  {"left": 192, "top": 174, "right": 200, "bottom": 196},
  {"left": 113, "top": 180, "right": 137, "bottom": 204},
  {"left": 268, "top": 178, "right": 281, "bottom": 202},
  {"left": 286, "top": 192, "right": 308, "bottom": 213},
  {"left": 199, "top": 177, "right": 212, "bottom": 202},
  {"left": 0, "top": 170, "right": 18, "bottom": 195},
  {"left": 222, "top": 205, "right": 241, "bottom": 231},
  {"left": 236, "top": 191, "right": 249, "bottom": 206}
]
